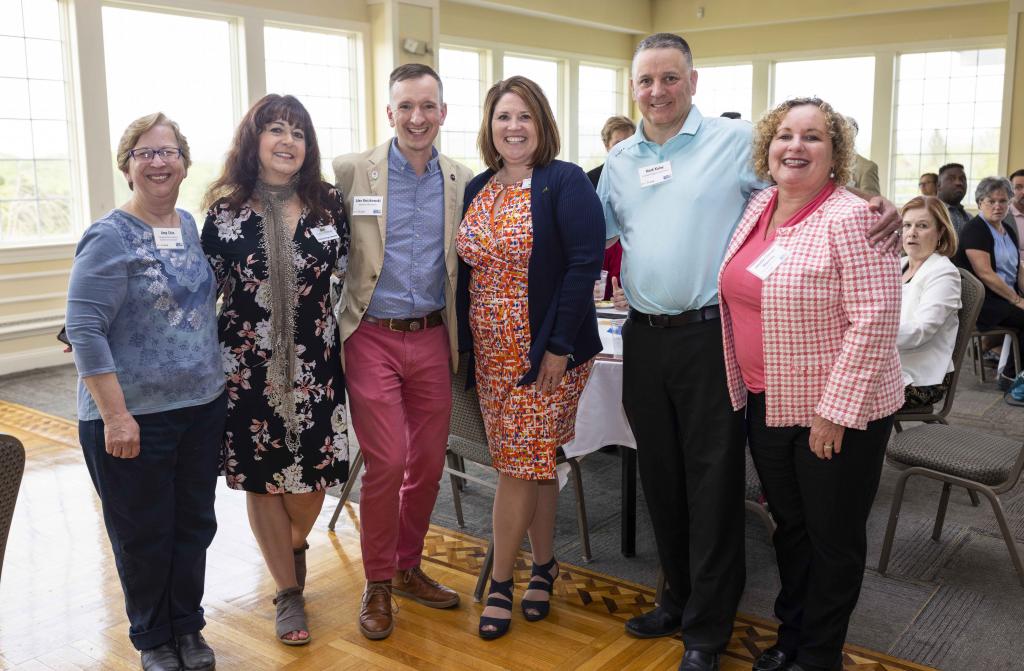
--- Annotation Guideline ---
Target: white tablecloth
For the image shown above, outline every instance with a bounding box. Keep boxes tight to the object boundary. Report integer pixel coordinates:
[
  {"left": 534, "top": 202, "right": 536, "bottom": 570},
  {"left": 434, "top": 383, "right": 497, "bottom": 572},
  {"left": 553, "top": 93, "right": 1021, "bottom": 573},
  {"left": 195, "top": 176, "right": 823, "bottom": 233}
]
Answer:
[{"left": 563, "top": 357, "right": 635, "bottom": 459}]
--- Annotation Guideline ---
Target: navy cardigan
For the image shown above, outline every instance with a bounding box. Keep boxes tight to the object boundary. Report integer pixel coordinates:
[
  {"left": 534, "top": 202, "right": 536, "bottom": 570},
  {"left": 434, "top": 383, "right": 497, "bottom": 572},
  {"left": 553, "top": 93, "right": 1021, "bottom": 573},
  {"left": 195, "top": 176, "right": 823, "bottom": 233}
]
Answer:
[{"left": 457, "top": 159, "right": 605, "bottom": 386}]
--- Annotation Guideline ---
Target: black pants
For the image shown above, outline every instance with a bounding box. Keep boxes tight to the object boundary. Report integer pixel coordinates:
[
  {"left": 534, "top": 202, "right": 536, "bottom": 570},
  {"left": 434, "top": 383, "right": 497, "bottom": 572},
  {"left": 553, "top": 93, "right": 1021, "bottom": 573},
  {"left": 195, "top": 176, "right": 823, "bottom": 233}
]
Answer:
[
  {"left": 746, "top": 392, "right": 894, "bottom": 671},
  {"left": 621, "top": 317, "right": 746, "bottom": 652},
  {"left": 80, "top": 392, "right": 226, "bottom": 651}
]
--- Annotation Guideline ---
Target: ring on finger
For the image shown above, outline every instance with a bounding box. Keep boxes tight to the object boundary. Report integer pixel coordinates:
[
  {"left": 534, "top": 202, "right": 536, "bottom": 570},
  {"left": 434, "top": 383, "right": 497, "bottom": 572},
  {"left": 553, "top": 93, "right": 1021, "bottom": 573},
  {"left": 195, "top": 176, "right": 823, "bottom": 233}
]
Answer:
[{"left": 824, "top": 442, "right": 834, "bottom": 451}]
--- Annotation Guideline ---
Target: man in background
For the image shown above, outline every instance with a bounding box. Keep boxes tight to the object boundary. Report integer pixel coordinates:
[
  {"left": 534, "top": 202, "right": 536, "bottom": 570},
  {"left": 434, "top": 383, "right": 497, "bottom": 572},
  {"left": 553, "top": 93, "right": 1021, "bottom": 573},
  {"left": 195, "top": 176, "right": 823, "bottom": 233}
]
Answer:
[
  {"left": 937, "top": 162, "right": 971, "bottom": 235},
  {"left": 919, "top": 172, "right": 938, "bottom": 196},
  {"left": 847, "top": 117, "right": 881, "bottom": 197}
]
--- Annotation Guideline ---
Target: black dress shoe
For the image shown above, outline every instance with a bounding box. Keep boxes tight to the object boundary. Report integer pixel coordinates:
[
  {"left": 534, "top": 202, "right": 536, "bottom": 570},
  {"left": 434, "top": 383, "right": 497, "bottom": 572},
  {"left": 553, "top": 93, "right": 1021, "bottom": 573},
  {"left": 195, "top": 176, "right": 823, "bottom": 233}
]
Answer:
[
  {"left": 753, "top": 646, "right": 791, "bottom": 671},
  {"left": 679, "top": 650, "right": 720, "bottom": 671},
  {"left": 175, "top": 632, "right": 215, "bottom": 671},
  {"left": 140, "top": 642, "right": 181, "bottom": 671},
  {"left": 624, "top": 605, "right": 682, "bottom": 638}
]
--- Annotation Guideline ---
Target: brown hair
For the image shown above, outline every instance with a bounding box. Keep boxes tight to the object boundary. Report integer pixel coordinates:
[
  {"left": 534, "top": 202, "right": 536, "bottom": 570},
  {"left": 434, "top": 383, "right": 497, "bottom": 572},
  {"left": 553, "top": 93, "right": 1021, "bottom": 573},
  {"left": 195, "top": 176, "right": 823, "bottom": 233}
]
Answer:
[
  {"left": 116, "top": 112, "right": 191, "bottom": 188},
  {"left": 600, "top": 115, "right": 636, "bottom": 149},
  {"left": 203, "top": 94, "right": 326, "bottom": 221},
  {"left": 751, "top": 97, "right": 855, "bottom": 187},
  {"left": 478, "top": 76, "right": 560, "bottom": 172},
  {"left": 900, "top": 195, "right": 958, "bottom": 258},
  {"left": 389, "top": 63, "right": 443, "bottom": 102}
]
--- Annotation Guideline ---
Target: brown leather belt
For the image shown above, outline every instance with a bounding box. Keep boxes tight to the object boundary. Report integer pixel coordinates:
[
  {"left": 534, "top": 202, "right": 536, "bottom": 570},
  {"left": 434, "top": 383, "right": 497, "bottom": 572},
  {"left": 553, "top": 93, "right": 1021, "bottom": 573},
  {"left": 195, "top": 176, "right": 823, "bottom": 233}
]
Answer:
[
  {"left": 362, "top": 310, "right": 444, "bottom": 332},
  {"left": 629, "top": 305, "right": 720, "bottom": 328}
]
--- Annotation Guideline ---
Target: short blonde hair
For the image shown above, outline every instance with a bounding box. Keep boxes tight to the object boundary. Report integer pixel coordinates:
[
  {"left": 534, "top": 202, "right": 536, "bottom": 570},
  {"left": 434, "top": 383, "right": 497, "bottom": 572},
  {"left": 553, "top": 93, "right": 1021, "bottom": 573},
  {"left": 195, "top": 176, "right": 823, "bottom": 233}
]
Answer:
[
  {"left": 116, "top": 112, "right": 192, "bottom": 174},
  {"left": 478, "top": 76, "right": 559, "bottom": 171},
  {"left": 751, "top": 97, "right": 854, "bottom": 187},
  {"left": 600, "top": 115, "right": 636, "bottom": 149},
  {"left": 900, "top": 195, "right": 958, "bottom": 258}
]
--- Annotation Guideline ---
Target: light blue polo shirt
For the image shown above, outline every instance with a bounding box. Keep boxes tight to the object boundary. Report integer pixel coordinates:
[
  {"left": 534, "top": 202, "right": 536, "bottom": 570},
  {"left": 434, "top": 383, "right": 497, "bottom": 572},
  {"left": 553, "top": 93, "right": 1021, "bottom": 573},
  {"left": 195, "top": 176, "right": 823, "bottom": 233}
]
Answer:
[{"left": 597, "top": 106, "right": 765, "bottom": 315}]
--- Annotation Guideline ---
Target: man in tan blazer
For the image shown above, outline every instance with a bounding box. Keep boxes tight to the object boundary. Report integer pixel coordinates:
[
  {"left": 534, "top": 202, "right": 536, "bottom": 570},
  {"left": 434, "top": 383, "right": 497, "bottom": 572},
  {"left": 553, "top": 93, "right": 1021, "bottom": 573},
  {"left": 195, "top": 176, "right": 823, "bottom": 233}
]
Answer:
[
  {"left": 846, "top": 117, "right": 881, "bottom": 197},
  {"left": 333, "top": 63, "right": 473, "bottom": 641}
]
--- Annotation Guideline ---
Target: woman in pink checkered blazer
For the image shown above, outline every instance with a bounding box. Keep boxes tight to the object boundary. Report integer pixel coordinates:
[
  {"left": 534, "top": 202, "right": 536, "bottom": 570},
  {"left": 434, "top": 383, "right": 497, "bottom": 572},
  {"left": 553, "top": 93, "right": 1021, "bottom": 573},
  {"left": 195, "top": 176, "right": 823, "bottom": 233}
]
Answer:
[{"left": 718, "top": 98, "right": 903, "bottom": 671}]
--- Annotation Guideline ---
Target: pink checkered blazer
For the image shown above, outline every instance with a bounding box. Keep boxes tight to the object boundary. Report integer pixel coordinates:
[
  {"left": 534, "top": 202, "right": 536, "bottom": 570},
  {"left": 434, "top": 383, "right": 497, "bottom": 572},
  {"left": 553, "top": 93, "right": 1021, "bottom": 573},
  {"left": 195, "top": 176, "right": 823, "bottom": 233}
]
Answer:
[{"left": 718, "top": 186, "right": 904, "bottom": 430}]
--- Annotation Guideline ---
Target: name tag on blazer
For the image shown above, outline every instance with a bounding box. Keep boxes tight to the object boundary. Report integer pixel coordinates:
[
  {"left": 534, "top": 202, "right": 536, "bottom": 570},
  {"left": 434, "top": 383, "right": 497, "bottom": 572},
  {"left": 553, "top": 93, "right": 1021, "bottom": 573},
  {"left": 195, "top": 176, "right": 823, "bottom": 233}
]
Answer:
[
  {"left": 747, "top": 244, "right": 791, "bottom": 280},
  {"left": 352, "top": 196, "right": 384, "bottom": 216}
]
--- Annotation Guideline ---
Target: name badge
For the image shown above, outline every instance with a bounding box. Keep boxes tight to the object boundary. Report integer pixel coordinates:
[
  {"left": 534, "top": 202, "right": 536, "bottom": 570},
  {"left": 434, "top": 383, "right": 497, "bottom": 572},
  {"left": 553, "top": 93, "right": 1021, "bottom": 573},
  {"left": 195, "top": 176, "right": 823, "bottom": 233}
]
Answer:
[
  {"left": 311, "top": 225, "right": 340, "bottom": 243},
  {"left": 153, "top": 228, "right": 184, "bottom": 250},
  {"left": 522, "top": 178, "right": 532, "bottom": 189},
  {"left": 746, "top": 244, "right": 791, "bottom": 280},
  {"left": 639, "top": 161, "right": 673, "bottom": 188},
  {"left": 353, "top": 195, "right": 384, "bottom": 216}
]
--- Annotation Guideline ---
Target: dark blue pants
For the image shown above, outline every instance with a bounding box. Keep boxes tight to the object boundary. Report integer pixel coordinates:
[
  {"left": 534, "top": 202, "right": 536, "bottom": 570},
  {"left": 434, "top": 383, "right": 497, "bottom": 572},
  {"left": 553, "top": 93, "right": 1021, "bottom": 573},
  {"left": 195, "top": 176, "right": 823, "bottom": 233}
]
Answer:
[
  {"left": 80, "top": 392, "right": 225, "bottom": 651},
  {"left": 746, "top": 392, "right": 894, "bottom": 671}
]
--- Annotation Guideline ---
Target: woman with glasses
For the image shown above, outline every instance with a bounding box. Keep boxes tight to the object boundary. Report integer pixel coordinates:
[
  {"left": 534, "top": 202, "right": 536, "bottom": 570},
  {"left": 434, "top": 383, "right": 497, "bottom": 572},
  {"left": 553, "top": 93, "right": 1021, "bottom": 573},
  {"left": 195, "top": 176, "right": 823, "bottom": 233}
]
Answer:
[
  {"left": 201, "top": 94, "right": 349, "bottom": 646},
  {"left": 66, "top": 112, "right": 224, "bottom": 671},
  {"left": 953, "top": 176, "right": 1024, "bottom": 371}
]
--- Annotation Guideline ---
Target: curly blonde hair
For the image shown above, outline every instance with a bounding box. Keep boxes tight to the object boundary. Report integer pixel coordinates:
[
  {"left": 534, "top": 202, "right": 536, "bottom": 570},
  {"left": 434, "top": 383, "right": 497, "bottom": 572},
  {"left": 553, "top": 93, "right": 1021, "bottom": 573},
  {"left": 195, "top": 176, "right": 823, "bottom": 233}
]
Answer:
[{"left": 751, "top": 97, "right": 855, "bottom": 187}]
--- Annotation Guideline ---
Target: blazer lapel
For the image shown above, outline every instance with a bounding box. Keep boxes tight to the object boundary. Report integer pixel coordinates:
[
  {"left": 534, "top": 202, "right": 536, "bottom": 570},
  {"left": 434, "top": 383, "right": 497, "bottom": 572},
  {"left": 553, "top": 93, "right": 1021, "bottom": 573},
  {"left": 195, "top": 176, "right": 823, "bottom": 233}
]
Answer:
[
  {"left": 721, "top": 187, "right": 774, "bottom": 271},
  {"left": 366, "top": 143, "right": 390, "bottom": 247},
  {"left": 438, "top": 154, "right": 458, "bottom": 259}
]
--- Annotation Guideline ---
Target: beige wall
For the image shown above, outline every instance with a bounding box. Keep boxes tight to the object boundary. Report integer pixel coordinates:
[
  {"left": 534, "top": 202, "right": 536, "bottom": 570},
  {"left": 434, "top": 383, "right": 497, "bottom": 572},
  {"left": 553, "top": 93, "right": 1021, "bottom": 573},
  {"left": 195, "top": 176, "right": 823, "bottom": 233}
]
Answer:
[
  {"left": 440, "top": 1, "right": 635, "bottom": 60},
  {"left": 1008, "top": 3, "right": 1024, "bottom": 171}
]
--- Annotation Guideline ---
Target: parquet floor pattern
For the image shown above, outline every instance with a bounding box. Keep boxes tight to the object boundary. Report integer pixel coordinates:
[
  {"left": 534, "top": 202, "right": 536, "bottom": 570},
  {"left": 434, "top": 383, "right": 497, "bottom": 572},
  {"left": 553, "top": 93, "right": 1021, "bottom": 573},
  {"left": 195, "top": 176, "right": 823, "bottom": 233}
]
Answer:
[{"left": 0, "top": 401, "right": 933, "bottom": 670}]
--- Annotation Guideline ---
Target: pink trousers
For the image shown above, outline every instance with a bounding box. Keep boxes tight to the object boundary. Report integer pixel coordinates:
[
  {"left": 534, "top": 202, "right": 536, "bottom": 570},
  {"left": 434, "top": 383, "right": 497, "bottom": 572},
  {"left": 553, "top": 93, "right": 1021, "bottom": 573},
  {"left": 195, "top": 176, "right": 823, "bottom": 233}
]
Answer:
[{"left": 344, "top": 321, "right": 452, "bottom": 581}]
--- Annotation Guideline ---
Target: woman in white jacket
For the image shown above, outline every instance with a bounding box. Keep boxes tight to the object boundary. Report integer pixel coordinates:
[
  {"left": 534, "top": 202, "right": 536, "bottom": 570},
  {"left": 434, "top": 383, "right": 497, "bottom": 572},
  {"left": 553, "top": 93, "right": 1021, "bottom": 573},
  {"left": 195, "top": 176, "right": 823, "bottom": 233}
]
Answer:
[{"left": 898, "top": 195, "right": 962, "bottom": 408}]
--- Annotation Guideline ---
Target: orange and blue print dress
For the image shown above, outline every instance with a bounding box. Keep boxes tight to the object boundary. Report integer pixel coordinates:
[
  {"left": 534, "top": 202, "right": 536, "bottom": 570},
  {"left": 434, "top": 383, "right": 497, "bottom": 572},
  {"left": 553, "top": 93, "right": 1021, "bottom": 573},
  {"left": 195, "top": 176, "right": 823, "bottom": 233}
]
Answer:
[{"left": 457, "top": 176, "right": 593, "bottom": 481}]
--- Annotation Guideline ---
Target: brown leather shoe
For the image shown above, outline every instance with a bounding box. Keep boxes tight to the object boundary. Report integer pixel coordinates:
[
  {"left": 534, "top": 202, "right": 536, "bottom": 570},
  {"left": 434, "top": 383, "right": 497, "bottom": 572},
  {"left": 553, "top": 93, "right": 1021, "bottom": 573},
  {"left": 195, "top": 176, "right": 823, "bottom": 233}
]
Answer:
[
  {"left": 392, "top": 566, "right": 460, "bottom": 608},
  {"left": 359, "top": 581, "right": 395, "bottom": 640}
]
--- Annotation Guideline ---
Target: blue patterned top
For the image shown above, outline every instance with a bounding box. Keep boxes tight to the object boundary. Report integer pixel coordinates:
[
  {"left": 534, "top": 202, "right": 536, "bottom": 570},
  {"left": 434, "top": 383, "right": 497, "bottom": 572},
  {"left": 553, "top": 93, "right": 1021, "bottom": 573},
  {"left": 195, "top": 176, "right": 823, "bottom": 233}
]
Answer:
[
  {"left": 365, "top": 138, "right": 446, "bottom": 318},
  {"left": 66, "top": 209, "right": 224, "bottom": 421}
]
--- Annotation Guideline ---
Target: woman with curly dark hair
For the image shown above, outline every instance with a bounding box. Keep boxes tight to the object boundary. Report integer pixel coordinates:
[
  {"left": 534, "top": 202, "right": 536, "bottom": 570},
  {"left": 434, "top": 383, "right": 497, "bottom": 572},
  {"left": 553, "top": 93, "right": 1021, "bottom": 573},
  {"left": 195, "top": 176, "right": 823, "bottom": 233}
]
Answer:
[{"left": 201, "top": 94, "right": 349, "bottom": 646}]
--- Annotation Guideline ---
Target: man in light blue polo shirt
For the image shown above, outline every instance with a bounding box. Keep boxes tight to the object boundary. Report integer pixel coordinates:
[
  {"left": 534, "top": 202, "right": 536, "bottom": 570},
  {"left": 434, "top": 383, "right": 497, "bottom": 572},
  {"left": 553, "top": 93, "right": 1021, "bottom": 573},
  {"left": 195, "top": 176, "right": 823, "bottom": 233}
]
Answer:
[{"left": 598, "top": 33, "right": 899, "bottom": 671}]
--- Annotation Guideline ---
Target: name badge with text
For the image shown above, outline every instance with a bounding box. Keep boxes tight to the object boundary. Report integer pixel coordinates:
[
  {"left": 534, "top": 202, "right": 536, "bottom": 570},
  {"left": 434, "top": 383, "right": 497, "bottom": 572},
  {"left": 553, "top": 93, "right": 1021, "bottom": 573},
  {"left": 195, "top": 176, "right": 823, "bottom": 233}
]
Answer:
[
  {"left": 153, "top": 228, "right": 184, "bottom": 250},
  {"left": 311, "top": 225, "right": 340, "bottom": 243},
  {"left": 638, "top": 161, "right": 673, "bottom": 188},
  {"left": 746, "top": 244, "right": 791, "bottom": 280},
  {"left": 353, "top": 196, "right": 384, "bottom": 216},
  {"left": 522, "top": 178, "right": 532, "bottom": 189}
]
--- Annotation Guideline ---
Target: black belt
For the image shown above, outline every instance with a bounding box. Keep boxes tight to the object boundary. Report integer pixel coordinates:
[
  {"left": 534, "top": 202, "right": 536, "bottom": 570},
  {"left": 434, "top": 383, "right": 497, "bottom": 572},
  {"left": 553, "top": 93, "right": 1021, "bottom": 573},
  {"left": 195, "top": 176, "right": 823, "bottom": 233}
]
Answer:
[
  {"left": 363, "top": 310, "right": 444, "bottom": 332},
  {"left": 629, "top": 305, "right": 720, "bottom": 328}
]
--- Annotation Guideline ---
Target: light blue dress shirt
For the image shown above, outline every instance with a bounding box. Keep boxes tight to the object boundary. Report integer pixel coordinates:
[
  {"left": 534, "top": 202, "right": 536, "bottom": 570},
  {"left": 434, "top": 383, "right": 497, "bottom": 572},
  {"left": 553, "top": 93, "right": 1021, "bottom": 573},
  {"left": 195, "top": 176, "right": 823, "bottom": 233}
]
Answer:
[
  {"left": 597, "top": 106, "right": 765, "bottom": 314},
  {"left": 66, "top": 209, "right": 224, "bottom": 421},
  {"left": 366, "top": 139, "right": 446, "bottom": 319},
  {"left": 983, "top": 217, "right": 1020, "bottom": 288}
]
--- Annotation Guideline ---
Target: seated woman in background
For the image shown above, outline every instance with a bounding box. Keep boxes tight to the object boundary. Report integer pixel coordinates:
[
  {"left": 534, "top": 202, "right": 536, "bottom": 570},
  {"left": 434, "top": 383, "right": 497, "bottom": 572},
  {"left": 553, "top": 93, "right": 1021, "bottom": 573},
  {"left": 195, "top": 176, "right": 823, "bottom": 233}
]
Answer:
[
  {"left": 953, "top": 176, "right": 1024, "bottom": 373},
  {"left": 897, "top": 196, "right": 962, "bottom": 408}
]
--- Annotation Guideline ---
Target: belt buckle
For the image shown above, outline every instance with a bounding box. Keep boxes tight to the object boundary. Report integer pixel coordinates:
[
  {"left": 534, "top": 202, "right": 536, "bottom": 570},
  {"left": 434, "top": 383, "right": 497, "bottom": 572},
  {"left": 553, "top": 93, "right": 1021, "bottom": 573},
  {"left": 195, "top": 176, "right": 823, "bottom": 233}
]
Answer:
[
  {"left": 646, "top": 314, "right": 663, "bottom": 328},
  {"left": 409, "top": 320, "right": 421, "bottom": 332}
]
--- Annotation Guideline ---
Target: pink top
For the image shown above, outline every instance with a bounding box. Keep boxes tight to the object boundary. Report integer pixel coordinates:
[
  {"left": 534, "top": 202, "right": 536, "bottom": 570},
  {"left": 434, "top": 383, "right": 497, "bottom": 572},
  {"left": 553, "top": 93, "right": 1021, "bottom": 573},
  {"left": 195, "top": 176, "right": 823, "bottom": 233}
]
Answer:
[{"left": 719, "top": 182, "right": 836, "bottom": 393}]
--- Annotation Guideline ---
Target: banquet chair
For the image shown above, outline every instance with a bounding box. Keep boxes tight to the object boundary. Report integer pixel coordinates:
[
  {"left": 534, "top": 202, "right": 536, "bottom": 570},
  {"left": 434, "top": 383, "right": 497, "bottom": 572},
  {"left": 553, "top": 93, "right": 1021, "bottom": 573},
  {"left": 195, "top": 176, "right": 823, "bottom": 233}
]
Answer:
[
  {"left": 0, "top": 434, "right": 26, "bottom": 584},
  {"left": 445, "top": 355, "right": 592, "bottom": 602},
  {"left": 969, "top": 328, "right": 1020, "bottom": 383},
  {"left": 877, "top": 424, "right": 1024, "bottom": 587},
  {"left": 894, "top": 268, "right": 984, "bottom": 432}
]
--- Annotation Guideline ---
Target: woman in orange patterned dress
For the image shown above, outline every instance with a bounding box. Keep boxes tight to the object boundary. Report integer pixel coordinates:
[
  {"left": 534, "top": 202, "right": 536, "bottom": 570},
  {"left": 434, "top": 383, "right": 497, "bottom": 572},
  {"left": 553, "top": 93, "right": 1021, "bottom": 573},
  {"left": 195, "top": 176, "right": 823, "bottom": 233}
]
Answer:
[{"left": 456, "top": 76, "right": 605, "bottom": 639}]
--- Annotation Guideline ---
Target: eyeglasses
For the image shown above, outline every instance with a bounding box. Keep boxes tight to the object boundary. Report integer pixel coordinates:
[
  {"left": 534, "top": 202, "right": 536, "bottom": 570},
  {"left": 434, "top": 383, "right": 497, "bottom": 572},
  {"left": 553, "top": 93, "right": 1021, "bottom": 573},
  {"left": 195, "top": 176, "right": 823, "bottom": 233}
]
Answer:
[{"left": 129, "top": 147, "right": 182, "bottom": 162}]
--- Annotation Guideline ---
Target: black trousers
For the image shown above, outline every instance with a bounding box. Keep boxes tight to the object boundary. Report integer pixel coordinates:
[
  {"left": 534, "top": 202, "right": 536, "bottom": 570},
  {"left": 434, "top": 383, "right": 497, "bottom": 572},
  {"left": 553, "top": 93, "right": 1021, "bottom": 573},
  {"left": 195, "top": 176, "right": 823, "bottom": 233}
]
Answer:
[
  {"left": 746, "top": 392, "right": 894, "bottom": 671},
  {"left": 621, "top": 316, "right": 746, "bottom": 652},
  {"left": 80, "top": 392, "right": 226, "bottom": 651}
]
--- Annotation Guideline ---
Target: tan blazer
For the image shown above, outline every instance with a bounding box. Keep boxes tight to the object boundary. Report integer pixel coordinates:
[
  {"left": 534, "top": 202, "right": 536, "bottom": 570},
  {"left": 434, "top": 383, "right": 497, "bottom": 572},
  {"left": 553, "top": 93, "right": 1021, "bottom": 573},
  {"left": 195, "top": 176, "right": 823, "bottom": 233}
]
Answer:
[
  {"left": 849, "top": 154, "right": 881, "bottom": 197},
  {"left": 332, "top": 140, "right": 474, "bottom": 371}
]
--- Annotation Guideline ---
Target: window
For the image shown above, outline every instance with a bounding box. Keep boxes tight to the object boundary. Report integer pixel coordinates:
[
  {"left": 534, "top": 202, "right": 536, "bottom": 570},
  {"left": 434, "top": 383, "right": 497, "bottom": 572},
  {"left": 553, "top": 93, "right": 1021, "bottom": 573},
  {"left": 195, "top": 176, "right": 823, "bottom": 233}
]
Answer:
[
  {"left": 102, "top": 6, "right": 237, "bottom": 224},
  {"left": 892, "top": 48, "right": 1005, "bottom": 205},
  {"left": 694, "top": 64, "right": 752, "bottom": 121},
  {"left": 439, "top": 46, "right": 485, "bottom": 173},
  {"left": 0, "top": 0, "right": 79, "bottom": 244},
  {"left": 773, "top": 57, "right": 875, "bottom": 157},
  {"left": 577, "top": 64, "right": 623, "bottom": 171},
  {"left": 265, "top": 25, "right": 360, "bottom": 179},
  {"left": 502, "top": 54, "right": 561, "bottom": 131}
]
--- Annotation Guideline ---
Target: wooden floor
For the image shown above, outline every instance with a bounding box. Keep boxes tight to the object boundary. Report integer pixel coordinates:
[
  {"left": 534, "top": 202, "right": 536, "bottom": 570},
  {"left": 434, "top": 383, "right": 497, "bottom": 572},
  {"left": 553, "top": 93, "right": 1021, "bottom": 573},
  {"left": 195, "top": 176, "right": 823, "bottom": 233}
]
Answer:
[{"left": 0, "top": 400, "right": 934, "bottom": 671}]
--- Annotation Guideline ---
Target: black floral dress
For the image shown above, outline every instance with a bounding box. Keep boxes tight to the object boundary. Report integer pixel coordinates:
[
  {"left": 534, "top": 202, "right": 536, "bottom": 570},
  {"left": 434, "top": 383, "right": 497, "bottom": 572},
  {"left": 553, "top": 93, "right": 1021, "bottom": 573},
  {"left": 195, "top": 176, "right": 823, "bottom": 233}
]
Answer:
[{"left": 201, "top": 183, "right": 349, "bottom": 494}]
